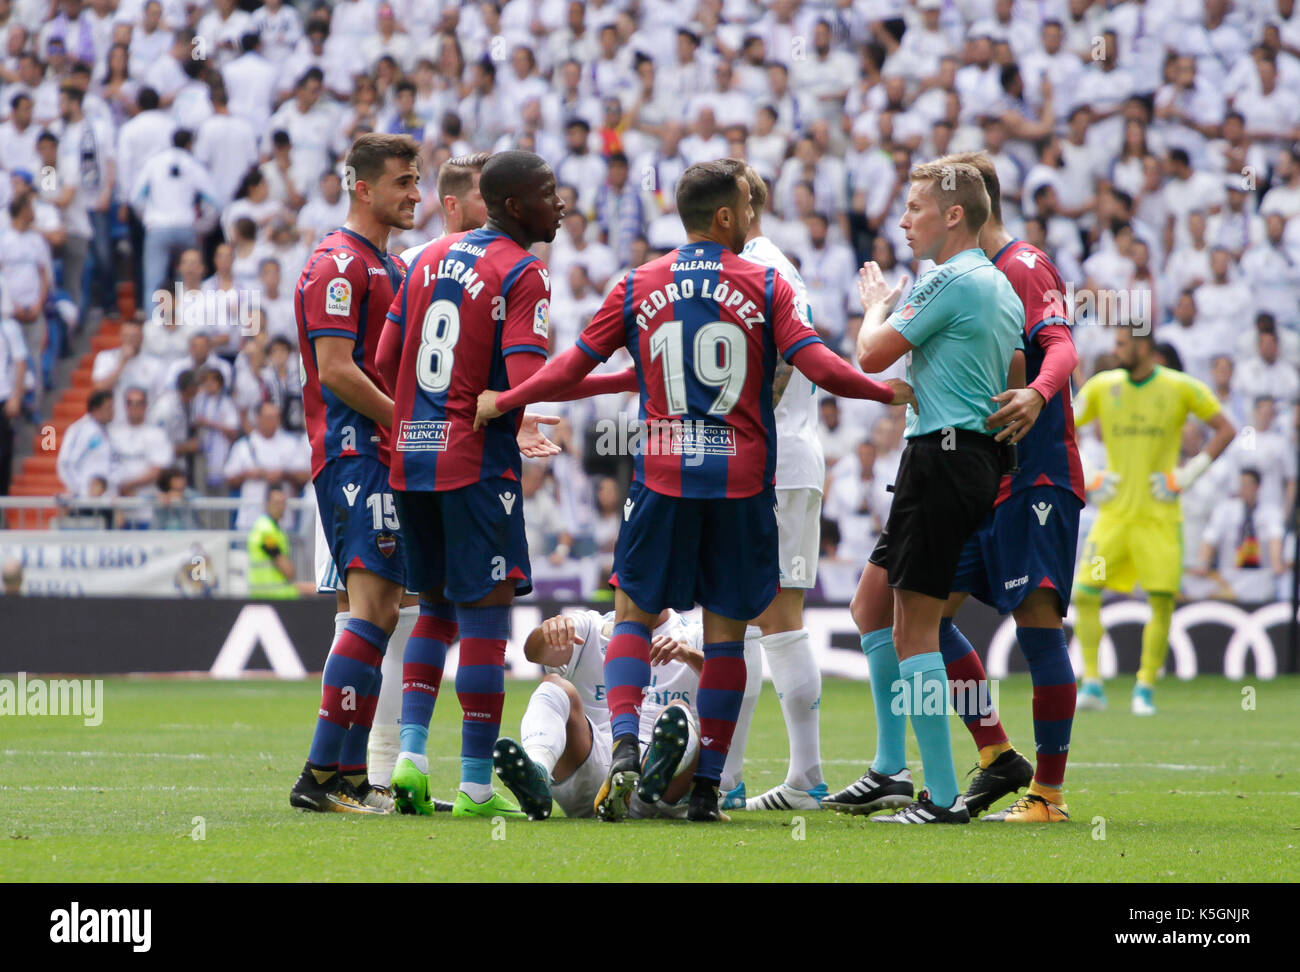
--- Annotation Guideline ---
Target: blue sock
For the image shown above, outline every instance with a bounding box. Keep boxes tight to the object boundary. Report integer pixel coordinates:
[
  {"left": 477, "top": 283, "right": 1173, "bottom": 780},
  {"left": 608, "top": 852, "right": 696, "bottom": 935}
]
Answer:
[
  {"left": 899, "top": 652, "right": 959, "bottom": 808},
  {"left": 400, "top": 600, "right": 456, "bottom": 756},
  {"left": 1019, "top": 626, "right": 1076, "bottom": 788},
  {"left": 455, "top": 604, "right": 510, "bottom": 785},
  {"left": 308, "top": 617, "right": 388, "bottom": 769},
  {"left": 694, "top": 641, "right": 747, "bottom": 783},
  {"left": 605, "top": 620, "right": 652, "bottom": 742},
  {"left": 862, "top": 628, "right": 906, "bottom": 775}
]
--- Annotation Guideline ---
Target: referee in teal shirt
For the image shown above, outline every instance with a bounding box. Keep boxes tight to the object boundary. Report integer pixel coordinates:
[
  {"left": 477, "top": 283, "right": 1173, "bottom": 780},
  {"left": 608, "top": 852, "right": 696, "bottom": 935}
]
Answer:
[{"left": 827, "top": 161, "right": 1024, "bottom": 824}]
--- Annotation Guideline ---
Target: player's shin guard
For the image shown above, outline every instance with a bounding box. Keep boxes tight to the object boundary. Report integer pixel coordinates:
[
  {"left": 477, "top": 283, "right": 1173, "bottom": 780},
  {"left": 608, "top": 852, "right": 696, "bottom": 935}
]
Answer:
[
  {"left": 1137, "top": 592, "right": 1175, "bottom": 687},
  {"left": 398, "top": 600, "right": 457, "bottom": 772},
  {"left": 455, "top": 605, "right": 509, "bottom": 799},
  {"left": 310, "top": 618, "right": 389, "bottom": 773},
  {"left": 605, "top": 621, "right": 652, "bottom": 742},
  {"left": 720, "top": 628, "right": 761, "bottom": 791},
  {"left": 368, "top": 604, "right": 416, "bottom": 786},
  {"left": 862, "top": 627, "right": 906, "bottom": 775},
  {"left": 1019, "top": 626, "right": 1075, "bottom": 790},
  {"left": 521, "top": 680, "right": 570, "bottom": 778},
  {"left": 1074, "top": 586, "right": 1104, "bottom": 681},
  {"left": 696, "top": 642, "right": 747, "bottom": 784},
  {"left": 762, "top": 628, "right": 823, "bottom": 789},
  {"left": 899, "top": 652, "right": 960, "bottom": 809},
  {"left": 939, "top": 618, "right": 1008, "bottom": 757}
]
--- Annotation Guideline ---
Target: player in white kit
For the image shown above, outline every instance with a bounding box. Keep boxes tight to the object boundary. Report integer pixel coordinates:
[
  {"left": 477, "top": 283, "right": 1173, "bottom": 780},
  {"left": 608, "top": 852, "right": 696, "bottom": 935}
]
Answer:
[
  {"left": 721, "top": 166, "right": 828, "bottom": 812},
  {"left": 493, "top": 609, "right": 706, "bottom": 820}
]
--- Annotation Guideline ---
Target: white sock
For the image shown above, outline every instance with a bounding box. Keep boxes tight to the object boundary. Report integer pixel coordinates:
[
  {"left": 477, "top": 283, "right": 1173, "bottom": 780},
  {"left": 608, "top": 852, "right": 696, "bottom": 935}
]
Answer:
[
  {"left": 678, "top": 706, "right": 700, "bottom": 780},
  {"left": 461, "top": 782, "right": 492, "bottom": 802},
  {"left": 720, "top": 629, "right": 762, "bottom": 792},
  {"left": 521, "top": 680, "right": 570, "bottom": 778},
  {"left": 319, "top": 611, "right": 350, "bottom": 695},
  {"left": 397, "top": 750, "right": 429, "bottom": 774},
  {"left": 762, "top": 628, "right": 823, "bottom": 790},
  {"left": 368, "top": 604, "right": 416, "bottom": 785}
]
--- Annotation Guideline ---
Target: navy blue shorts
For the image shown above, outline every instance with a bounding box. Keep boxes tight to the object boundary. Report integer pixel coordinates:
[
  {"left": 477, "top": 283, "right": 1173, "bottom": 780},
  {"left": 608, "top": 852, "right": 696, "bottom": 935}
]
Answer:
[
  {"left": 952, "top": 485, "right": 1082, "bottom": 615},
  {"left": 314, "top": 455, "right": 406, "bottom": 588},
  {"left": 611, "top": 481, "right": 779, "bottom": 621},
  {"left": 393, "top": 474, "right": 532, "bottom": 603}
]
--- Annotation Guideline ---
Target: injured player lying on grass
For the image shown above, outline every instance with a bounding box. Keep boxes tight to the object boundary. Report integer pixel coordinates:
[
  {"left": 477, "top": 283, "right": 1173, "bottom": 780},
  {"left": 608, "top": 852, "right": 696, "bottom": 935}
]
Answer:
[{"left": 493, "top": 608, "right": 712, "bottom": 821}]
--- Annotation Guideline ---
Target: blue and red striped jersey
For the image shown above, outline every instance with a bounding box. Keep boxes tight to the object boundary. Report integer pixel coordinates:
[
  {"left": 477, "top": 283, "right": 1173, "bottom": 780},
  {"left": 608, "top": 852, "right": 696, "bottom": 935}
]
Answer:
[
  {"left": 577, "top": 240, "right": 822, "bottom": 499},
  {"left": 296, "top": 227, "right": 406, "bottom": 479},
  {"left": 993, "top": 239, "right": 1085, "bottom": 503},
  {"left": 385, "top": 227, "right": 550, "bottom": 491}
]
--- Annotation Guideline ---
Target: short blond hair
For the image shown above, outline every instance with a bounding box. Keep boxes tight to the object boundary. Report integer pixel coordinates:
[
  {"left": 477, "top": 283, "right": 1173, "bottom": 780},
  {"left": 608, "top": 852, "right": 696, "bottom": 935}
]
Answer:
[
  {"left": 741, "top": 163, "right": 768, "bottom": 210},
  {"left": 908, "top": 160, "right": 990, "bottom": 234},
  {"left": 935, "top": 151, "right": 1002, "bottom": 226}
]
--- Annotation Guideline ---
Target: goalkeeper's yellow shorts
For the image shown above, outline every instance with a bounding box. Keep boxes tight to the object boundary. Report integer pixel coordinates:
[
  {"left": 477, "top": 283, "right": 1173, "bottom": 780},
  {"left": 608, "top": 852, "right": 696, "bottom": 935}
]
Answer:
[{"left": 1073, "top": 511, "right": 1182, "bottom": 595}]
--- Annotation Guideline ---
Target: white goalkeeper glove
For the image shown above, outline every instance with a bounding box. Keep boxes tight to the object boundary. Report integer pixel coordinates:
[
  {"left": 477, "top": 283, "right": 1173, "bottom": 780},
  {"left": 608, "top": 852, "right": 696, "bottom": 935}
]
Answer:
[
  {"left": 1081, "top": 454, "right": 1119, "bottom": 504},
  {"left": 1149, "top": 452, "right": 1212, "bottom": 503}
]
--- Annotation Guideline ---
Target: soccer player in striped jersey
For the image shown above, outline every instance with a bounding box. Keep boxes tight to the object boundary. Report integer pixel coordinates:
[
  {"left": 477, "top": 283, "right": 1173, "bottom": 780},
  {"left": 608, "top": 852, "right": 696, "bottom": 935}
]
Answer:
[
  {"left": 289, "top": 133, "right": 421, "bottom": 815},
  {"left": 493, "top": 609, "right": 705, "bottom": 820},
  {"left": 475, "top": 159, "right": 911, "bottom": 822},
  {"left": 313, "top": 151, "right": 556, "bottom": 805},
  {"left": 378, "top": 150, "right": 635, "bottom": 818},
  {"left": 723, "top": 165, "right": 829, "bottom": 812}
]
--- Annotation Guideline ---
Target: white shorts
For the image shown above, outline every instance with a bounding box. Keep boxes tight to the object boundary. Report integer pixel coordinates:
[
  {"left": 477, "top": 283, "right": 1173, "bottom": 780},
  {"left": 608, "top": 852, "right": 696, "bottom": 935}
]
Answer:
[
  {"left": 551, "top": 716, "right": 612, "bottom": 819},
  {"left": 774, "top": 487, "right": 822, "bottom": 590},
  {"left": 314, "top": 508, "right": 344, "bottom": 594}
]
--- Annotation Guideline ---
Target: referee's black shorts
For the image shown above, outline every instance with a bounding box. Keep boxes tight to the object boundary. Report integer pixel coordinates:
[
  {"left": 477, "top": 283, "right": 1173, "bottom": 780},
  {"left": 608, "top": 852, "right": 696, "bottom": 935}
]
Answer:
[{"left": 869, "top": 428, "right": 1003, "bottom": 601}]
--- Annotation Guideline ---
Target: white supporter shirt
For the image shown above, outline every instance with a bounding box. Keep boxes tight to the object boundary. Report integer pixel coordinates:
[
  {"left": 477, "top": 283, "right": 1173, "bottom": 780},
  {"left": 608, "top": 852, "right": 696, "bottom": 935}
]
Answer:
[
  {"left": 1202, "top": 498, "right": 1285, "bottom": 604},
  {"left": 740, "top": 235, "right": 826, "bottom": 493},
  {"left": 108, "top": 420, "right": 173, "bottom": 492},
  {"left": 57, "top": 413, "right": 114, "bottom": 495},
  {"left": 91, "top": 347, "right": 166, "bottom": 418},
  {"left": 132, "top": 148, "right": 219, "bottom": 230},
  {"left": 0, "top": 318, "right": 30, "bottom": 402},
  {"left": 224, "top": 429, "right": 310, "bottom": 530},
  {"left": 544, "top": 609, "right": 701, "bottom": 746},
  {"left": 0, "top": 225, "right": 52, "bottom": 309},
  {"left": 193, "top": 112, "right": 260, "bottom": 209}
]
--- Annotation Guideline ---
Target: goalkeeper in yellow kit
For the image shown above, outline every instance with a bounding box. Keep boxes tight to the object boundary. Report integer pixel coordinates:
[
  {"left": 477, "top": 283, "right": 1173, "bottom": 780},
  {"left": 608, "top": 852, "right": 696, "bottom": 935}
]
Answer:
[{"left": 1072, "top": 327, "right": 1235, "bottom": 715}]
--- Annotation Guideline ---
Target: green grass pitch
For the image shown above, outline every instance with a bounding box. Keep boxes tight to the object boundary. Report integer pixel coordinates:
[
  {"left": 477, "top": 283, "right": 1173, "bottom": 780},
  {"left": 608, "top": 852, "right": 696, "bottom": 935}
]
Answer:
[{"left": 1, "top": 675, "right": 1296, "bottom": 882}]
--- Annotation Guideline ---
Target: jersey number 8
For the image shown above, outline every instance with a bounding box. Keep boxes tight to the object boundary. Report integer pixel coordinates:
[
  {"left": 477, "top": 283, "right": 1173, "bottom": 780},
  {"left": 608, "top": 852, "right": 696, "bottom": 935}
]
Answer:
[
  {"left": 416, "top": 298, "right": 460, "bottom": 394},
  {"left": 648, "top": 320, "right": 747, "bottom": 417}
]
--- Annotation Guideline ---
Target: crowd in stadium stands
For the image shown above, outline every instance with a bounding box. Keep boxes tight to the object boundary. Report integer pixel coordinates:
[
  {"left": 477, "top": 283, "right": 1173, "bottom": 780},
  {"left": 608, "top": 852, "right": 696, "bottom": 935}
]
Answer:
[{"left": 0, "top": 0, "right": 1297, "bottom": 602}]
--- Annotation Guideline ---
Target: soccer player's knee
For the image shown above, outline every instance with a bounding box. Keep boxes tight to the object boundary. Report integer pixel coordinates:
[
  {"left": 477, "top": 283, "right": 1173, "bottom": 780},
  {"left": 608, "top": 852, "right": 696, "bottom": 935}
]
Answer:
[{"left": 538, "top": 674, "right": 580, "bottom": 714}]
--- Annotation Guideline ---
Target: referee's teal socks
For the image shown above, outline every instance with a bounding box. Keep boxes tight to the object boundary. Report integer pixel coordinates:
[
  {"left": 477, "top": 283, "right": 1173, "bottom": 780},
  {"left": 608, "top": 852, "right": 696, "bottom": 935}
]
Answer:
[
  {"left": 899, "top": 651, "right": 960, "bottom": 808},
  {"left": 861, "top": 628, "right": 906, "bottom": 775}
]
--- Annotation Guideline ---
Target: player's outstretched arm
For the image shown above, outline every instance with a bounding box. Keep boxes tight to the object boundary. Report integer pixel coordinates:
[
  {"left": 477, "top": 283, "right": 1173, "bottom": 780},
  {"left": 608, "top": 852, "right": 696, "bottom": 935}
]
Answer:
[
  {"left": 475, "top": 345, "right": 605, "bottom": 429},
  {"left": 314, "top": 335, "right": 395, "bottom": 429},
  {"left": 789, "top": 341, "right": 909, "bottom": 407},
  {"left": 523, "top": 615, "right": 584, "bottom": 668}
]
